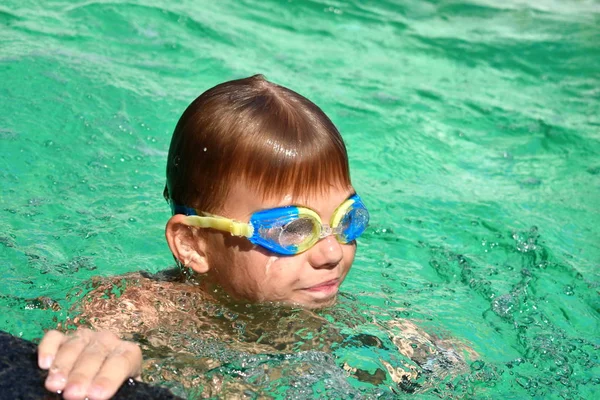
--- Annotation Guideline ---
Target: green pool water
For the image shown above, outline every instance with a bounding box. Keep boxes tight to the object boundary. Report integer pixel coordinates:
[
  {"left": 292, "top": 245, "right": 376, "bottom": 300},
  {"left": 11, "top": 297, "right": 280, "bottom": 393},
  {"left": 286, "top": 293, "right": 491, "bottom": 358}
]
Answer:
[{"left": 1, "top": 0, "right": 599, "bottom": 398}]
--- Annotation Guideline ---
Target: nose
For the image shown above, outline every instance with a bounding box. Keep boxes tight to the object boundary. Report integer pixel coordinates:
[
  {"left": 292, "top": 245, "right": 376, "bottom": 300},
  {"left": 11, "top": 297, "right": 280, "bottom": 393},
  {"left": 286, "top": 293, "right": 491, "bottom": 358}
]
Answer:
[{"left": 307, "top": 235, "right": 343, "bottom": 269}]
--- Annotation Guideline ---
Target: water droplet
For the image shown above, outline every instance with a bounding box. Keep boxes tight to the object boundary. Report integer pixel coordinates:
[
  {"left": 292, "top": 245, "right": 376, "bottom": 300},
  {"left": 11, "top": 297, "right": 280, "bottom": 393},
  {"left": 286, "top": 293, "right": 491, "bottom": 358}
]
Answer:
[
  {"left": 516, "top": 376, "right": 530, "bottom": 389},
  {"left": 471, "top": 360, "right": 485, "bottom": 370},
  {"left": 563, "top": 285, "right": 574, "bottom": 296}
]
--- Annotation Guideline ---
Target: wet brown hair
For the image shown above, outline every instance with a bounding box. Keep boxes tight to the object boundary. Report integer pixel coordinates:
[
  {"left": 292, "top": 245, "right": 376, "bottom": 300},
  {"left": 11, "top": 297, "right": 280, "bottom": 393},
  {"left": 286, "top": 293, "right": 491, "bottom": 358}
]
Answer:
[{"left": 164, "top": 74, "right": 351, "bottom": 213}]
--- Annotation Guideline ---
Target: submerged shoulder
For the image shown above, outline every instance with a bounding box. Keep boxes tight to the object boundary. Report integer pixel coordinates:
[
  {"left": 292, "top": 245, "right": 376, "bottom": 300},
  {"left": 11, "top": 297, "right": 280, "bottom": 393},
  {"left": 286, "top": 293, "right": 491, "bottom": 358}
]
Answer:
[
  {"left": 72, "top": 269, "right": 204, "bottom": 336},
  {"left": 383, "top": 319, "right": 478, "bottom": 390}
]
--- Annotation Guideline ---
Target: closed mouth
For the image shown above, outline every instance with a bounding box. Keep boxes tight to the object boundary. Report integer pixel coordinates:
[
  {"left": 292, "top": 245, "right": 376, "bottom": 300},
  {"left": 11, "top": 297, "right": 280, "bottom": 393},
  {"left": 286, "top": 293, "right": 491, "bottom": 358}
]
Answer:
[{"left": 304, "top": 279, "right": 340, "bottom": 293}]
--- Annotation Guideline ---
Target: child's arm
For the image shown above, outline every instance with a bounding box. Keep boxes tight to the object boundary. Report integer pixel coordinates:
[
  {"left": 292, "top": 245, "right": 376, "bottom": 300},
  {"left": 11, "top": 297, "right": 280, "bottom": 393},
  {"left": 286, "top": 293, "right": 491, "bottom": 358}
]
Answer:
[
  {"left": 384, "top": 319, "right": 478, "bottom": 387},
  {"left": 38, "top": 328, "right": 142, "bottom": 400}
]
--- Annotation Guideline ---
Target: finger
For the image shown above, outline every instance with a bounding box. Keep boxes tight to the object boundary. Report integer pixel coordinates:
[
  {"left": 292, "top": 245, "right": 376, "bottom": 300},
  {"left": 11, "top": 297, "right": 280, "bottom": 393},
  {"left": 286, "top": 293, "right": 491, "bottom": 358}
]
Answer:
[
  {"left": 86, "top": 342, "right": 143, "bottom": 400},
  {"left": 38, "top": 330, "right": 65, "bottom": 369},
  {"left": 61, "top": 338, "right": 110, "bottom": 400},
  {"left": 45, "top": 329, "right": 92, "bottom": 393}
]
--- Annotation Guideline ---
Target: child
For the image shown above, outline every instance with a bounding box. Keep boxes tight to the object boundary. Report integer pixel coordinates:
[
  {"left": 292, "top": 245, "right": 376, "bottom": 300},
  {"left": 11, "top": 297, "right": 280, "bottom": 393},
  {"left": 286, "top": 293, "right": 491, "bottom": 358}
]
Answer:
[
  {"left": 38, "top": 75, "right": 468, "bottom": 400},
  {"left": 38, "top": 75, "right": 370, "bottom": 399}
]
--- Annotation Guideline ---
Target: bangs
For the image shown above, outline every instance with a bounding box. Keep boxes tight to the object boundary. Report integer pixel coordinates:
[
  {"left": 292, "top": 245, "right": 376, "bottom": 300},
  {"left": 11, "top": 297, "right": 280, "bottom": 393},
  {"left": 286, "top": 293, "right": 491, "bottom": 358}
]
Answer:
[{"left": 236, "top": 126, "right": 351, "bottom": 201}]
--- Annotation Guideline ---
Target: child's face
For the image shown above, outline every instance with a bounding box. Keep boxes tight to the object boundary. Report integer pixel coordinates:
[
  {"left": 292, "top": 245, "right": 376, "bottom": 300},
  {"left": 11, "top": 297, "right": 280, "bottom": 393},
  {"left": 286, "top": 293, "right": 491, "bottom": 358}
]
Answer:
[{"left": 204, "top": 183, "right": 357, "bottom": 309}]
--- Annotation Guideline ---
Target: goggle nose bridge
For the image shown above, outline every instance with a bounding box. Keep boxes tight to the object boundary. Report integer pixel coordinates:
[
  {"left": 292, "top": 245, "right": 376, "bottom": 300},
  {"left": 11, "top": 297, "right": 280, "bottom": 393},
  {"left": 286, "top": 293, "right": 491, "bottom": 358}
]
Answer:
[{"left": 316, "top": 223, "right": 342, "bottom": 239}]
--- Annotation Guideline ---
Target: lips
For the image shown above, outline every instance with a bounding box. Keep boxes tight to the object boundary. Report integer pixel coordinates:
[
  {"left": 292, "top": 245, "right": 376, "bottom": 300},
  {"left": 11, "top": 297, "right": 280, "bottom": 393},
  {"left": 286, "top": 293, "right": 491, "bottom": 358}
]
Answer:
[{"left": 304, "top": 279, "right": 340, "bottom": 294}]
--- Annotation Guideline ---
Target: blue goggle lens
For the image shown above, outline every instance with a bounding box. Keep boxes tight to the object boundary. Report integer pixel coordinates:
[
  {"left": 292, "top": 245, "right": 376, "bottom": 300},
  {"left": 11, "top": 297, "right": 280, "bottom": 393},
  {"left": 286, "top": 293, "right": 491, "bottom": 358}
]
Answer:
[{"left": 336, "top": 206, "right": 369, "bottom": 243}]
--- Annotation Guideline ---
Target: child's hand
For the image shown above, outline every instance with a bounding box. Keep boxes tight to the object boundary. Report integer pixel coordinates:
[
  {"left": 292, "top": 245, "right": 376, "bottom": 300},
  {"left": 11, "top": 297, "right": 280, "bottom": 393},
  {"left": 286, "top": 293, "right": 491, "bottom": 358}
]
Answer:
[{"left": 38, "top": 328, "right": 142, "bottom": 400}]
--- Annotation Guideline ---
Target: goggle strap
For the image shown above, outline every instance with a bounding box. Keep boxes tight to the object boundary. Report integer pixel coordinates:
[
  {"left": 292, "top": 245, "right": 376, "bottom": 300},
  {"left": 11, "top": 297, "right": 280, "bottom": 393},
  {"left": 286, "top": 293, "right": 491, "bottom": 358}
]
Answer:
[{"left": 183, "top": 216, "right": 253, "bottom": 238}]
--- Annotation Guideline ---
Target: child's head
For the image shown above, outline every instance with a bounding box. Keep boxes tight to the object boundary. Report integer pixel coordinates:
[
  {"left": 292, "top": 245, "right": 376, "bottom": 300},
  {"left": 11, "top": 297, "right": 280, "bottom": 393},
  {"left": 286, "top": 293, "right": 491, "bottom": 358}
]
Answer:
[{"left": 164, "top": 75, "right": 368, "bottom": 308}]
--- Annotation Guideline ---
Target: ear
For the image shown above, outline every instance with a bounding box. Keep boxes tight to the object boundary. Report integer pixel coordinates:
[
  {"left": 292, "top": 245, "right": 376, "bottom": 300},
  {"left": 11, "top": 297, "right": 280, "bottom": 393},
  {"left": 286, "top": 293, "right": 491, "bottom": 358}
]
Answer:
[{"left": 165, "top": 214, "right": 210, "bottom": 274}]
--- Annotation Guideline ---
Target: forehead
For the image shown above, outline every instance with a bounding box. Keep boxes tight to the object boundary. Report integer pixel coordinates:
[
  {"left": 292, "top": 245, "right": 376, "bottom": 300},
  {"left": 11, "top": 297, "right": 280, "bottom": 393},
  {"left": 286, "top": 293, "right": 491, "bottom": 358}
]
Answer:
[{"left": 221, "top": 182, "right": 354, "bottom": 219}]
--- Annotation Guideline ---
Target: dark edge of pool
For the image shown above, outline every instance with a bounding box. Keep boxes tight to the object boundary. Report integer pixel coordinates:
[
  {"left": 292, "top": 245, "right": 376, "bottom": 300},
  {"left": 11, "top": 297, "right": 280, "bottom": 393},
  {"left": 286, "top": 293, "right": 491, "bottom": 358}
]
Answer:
[{"left": 0, "top": 330, "right": 183, "bottom": 400}]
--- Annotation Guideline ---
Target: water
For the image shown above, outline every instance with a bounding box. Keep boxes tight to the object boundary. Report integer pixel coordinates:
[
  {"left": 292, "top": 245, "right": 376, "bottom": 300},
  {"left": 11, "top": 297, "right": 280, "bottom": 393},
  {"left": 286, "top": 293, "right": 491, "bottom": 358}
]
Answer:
[{"left": 1, "top": 0, "right": 599, "bottom": 398}]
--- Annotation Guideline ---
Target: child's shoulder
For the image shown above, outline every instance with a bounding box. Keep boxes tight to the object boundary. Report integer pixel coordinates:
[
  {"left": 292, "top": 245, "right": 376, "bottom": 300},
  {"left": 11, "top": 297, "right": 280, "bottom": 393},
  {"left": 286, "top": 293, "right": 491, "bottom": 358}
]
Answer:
[
  {"left": 385, "top": 319, "right": 478, "bottom": 389},
  {"left": 71, "top": 269, "right": 205, "bottom": 336}
]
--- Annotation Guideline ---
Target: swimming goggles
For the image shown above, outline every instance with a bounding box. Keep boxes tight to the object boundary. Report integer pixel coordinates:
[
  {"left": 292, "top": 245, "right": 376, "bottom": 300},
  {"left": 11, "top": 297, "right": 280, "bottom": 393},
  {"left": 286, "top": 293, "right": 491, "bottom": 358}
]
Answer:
[{"left": 171, "top": 194, "right": 369, "bottom": 255}]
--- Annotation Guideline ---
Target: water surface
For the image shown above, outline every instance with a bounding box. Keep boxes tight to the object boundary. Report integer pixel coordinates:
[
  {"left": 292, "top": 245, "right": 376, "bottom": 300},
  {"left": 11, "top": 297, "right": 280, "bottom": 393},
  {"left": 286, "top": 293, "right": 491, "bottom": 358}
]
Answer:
[{"left": 1, "top": 0, "right": 599, "bottom": 398}]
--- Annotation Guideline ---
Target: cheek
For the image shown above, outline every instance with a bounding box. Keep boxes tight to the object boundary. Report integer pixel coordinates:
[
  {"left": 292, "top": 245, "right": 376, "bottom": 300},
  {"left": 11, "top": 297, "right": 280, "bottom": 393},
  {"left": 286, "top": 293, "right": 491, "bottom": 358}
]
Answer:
[
  {"left": 234, "top": 253, "right": 302, "bottom": 302},
  {"left": 263, "top": 255, "right": 278, "bottom": 275},
  {"left": 235, "top": 248, "right": 292, "bottom": 284},
  {"left": 206, "top": 234, "right": 252, "bottom": 282},
  {"left": 261, "top": 258, "right": 305, "bottom": 300},
  {"left": 256, "top": 253, "right": 303, "bottom": 284},
  {"left": 341, "top": 244, "right": 357, "bottom": 275},
  {"left": 343, "top": 243, "right": 357, "bottom": 262},
  {"left": 256, "top": 252, "right": 308, "bottom": 289}
]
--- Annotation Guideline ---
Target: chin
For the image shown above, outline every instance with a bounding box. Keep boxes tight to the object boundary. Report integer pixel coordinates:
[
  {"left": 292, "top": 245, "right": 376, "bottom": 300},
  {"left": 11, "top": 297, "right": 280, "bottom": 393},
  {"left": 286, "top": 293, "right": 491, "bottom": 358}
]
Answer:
[{"left": 296, "top": 295, "right": 338, "bottom": 310}]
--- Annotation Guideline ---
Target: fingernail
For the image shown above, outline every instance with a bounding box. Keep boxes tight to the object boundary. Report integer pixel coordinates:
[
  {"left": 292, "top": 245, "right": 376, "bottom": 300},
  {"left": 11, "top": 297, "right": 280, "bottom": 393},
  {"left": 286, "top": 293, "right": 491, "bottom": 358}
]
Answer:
[
  {"left": 88, "top": 385, "right": 106, "bottom": 399},
  {"left": 45, "top": 373, "right": 67, "bottom": 391},
  {"left": 63, "top": 384, "right": 85, "bottom": 398},
  {"left": 46, "top": 373, "right": 66, "bottom": 384},
  {"left": 38, "top": 355, "right": 53, "bottom": 369}
]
